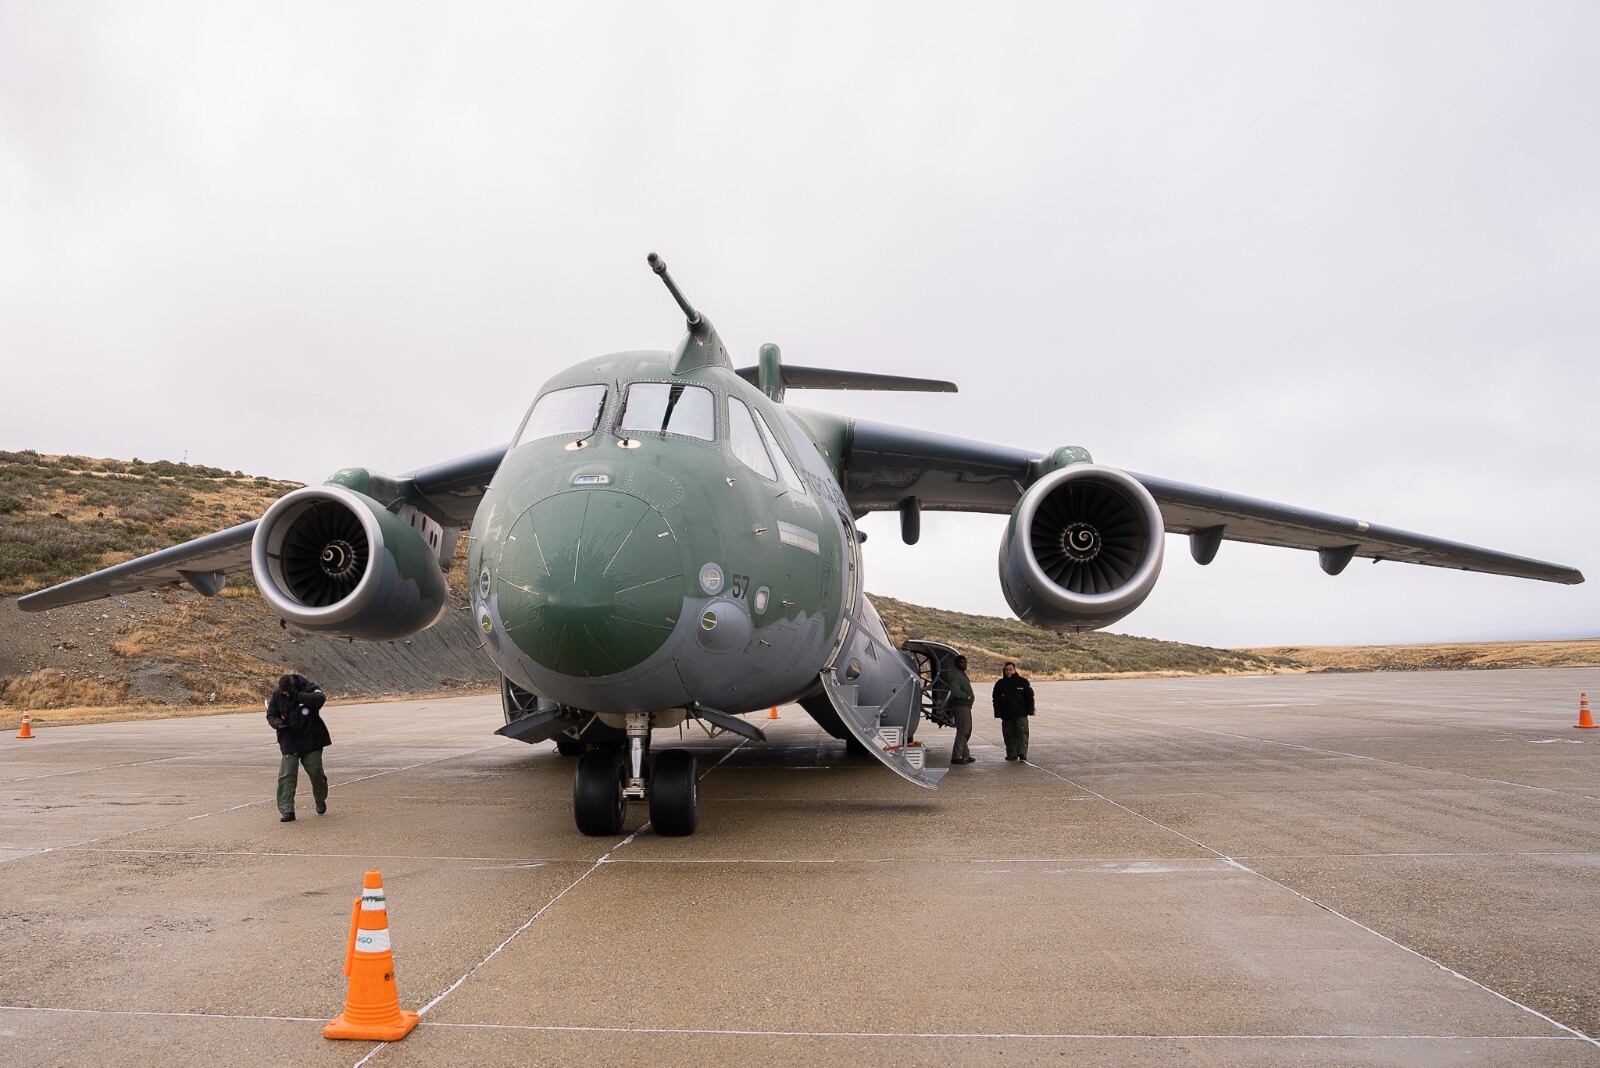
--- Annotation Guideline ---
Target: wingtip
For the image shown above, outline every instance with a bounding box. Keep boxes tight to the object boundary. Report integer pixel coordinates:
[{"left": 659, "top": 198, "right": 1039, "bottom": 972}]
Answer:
[{"left": 15, "top": 590, "right": 49, "bottom": 612}]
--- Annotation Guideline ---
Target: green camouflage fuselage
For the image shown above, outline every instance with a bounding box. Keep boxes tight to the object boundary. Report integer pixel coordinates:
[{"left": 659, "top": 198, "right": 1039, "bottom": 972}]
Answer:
[{"left": 468, "top": 351, "right": 856, "bottom": 717}]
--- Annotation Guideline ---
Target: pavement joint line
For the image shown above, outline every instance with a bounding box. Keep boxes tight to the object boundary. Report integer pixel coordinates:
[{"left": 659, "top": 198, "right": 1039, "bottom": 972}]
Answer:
[
  {"left": 1231, "top": 850, "right": 1600, "bottom": 861},
  {"left": 1007, "top": 735, "right": 1600, "bottom": 1050},
  {"left": 0, "top": 739, "right": 290, "bottom": 785},
  {"left": 41, "top": 846, "right": 1585, "bottom": 867},
  {"left": 0, "top": 752, "right": 213, "bottom": 785},
  {"left": 351, "top": 736, "right": 753, "bottom": 1068},
  {"left": 49, "top": 845, "right": 578, "bottom": 864},
  {"left": 1078, "top": 708, "right": 1600, "bottom": 802},
  {"left": 0, "top": 1005, "right": 324, "bottom": 1024},
  {"left": 0, "top": 731, "right": 480, "bottom": 783},
  {"left": 417, "top": 1021, "right": 1586, "bottom": 1041},
  {"left": 0, "top": 742, "right": 505, "bottom": 866},
  {"left": 0, "top": 1006, "right": 1583, "bottom": 1043}
]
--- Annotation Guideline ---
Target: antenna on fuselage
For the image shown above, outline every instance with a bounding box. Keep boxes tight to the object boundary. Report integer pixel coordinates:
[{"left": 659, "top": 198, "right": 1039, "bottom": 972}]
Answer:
[{"left": 647, "top": 252, "right": 701, "bottom": 326}]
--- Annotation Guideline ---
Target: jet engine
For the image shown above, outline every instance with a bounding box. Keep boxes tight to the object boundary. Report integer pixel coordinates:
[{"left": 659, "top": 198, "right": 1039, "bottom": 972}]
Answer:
[
  {"left": 998, "top": 465, "right": 1165, "bottom": 632},
  {"left": 251, "top": 485, "right": 449, "bottom": 641}
]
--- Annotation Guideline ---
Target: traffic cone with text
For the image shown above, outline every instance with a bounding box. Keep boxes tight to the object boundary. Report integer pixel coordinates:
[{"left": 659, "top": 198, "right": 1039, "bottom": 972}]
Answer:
[
  {"left": 324, "top": 870, "right": 419, "bottom": 1041},
  {"left": 16, "top": 710, "right": 34, "bottom": 739},
  {"left": 1577, "top": 693, "right": 1597, "bottom": 730}
]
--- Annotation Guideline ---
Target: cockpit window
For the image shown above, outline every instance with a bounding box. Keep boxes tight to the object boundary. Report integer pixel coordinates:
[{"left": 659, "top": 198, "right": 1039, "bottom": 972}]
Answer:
[
  {"left": 755, "top": 411, "right": 808, "bottom": 495},
  {"left": 618, "top": 383, "right": 716, "bottom": 441},
  {"left": 514, "top": 385, "right": 608, "bottom": 447},
  {"left": 727, "top": 397, "right": 777, "bottom": 481}
]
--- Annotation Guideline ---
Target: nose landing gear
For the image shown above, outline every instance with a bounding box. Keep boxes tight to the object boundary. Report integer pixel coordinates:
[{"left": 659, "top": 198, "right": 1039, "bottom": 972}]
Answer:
[
  {"left": 649, "top": 749, "right": 698, "bottom": 836},
  {"left": 573, "top": 749, "right": 627, "bottom": 835},
  {"left": 571, "top": 711, "right": 701, "bottom": 837}
]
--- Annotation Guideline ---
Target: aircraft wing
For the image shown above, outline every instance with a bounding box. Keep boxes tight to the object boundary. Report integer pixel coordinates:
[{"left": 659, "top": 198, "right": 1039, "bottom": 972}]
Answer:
[
  {"left": 839, "top": 419, "right": 1584, "bottom": 585},
  {"left": 16, "top": 446, "right": 509, "bottom": 612},
  {"left": 15, "top": 522, "right": 262, "bottom": 611}
]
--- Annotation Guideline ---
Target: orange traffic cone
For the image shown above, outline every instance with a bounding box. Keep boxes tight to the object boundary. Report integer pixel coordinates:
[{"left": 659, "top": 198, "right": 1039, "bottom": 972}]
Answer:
[
  {"left": 1577, "top": 693, "right": 1597, "bottom": 730},
  {"left": 16, "top": 710, "right": 34, "bottom": 740},
  {"left": 324, "top": 870, "right": 419, "bottom": 1041},
  {"left": 767, "top": 706, "right": 781, "bottom": 720}
]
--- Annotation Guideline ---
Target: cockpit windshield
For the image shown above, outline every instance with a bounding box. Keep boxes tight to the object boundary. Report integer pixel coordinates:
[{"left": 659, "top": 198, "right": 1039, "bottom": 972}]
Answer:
[
  {"left": 514, "top": 384, "right": 607, "bottom": 447},
  {"left": 618, "top": 383, "right": 716, "bottom": 441}
]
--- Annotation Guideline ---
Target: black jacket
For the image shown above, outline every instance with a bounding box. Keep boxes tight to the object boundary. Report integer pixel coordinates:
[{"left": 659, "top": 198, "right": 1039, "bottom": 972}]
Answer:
[
  {"left": 266, "top": 675, "right": 331, "bottom": 756},
  {"left": 992, "top": 674, "right": 1035, "bottom": 720}
]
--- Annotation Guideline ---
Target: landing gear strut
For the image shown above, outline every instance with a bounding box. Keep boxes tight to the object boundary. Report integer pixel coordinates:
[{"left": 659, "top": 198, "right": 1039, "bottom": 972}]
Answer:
[{"left": 569, "top": 711, "right": 701, "bottom": 836}]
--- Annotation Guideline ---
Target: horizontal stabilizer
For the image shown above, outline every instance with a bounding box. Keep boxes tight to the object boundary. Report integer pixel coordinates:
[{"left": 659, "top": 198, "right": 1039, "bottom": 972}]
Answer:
[{"left": 735, "top": 365, "right": 956, "bottom": 393}]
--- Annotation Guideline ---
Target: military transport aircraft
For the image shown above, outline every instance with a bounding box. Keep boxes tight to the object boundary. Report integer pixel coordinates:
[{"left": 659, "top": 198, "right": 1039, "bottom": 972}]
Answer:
[{"left": 19, "top": 254, "right": 1584, "bottom": 837}]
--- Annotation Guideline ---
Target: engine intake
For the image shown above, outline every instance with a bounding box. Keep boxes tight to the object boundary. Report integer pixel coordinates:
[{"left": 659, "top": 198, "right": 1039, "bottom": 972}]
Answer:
[
  {"left": 998, "top": 465, "right": 1164, "bottom": 631},
  {"left": 252, "top": 485, "right": 449, "bottom": 641}
]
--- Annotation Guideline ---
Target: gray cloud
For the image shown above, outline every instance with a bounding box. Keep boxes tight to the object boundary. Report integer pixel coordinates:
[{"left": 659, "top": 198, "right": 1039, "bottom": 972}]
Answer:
[{"left": 2, "top": 2, "right": 1594, "bottom": 645}]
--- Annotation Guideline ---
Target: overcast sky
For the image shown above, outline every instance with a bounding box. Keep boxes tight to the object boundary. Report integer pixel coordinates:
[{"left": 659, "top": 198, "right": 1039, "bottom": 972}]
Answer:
[{"left": 2, "top": 2, "right": 1595, "bottom": 646}]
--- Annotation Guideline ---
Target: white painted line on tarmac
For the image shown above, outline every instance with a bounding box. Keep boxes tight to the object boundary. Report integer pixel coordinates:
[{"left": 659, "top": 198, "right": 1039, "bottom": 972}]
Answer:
[
  {"left": 351, "top": 738, "right": 754, "bottom": 1068},
  {"left": 1081, "top": 708, "right": 1600, "bottom": 802},
  {"left": 1, "top": 742, "right": 506, "bottom": 866},
  {"left": 0, "top": 1004, "right": 1583, "bottom": 1044},
  {"left": 52, "top": 845, "right": 573, "bottom": 865},
  {"left": 0, "top": 739, "right": 280, "bottom": 785},
  {"left": 1012, "top": 743, "right": 1600, "bottom": 1049},
  {"left": 0, "top": 1004, "right": 325, "bottom": 1023},
  {"left": 51, "top": 844, "right": 1585, "bottom": 869},
  {"left": 422, "top": 1021, "right": 1584, "bottom": 1042},
  {"left": 1232, "top": 849, "right": 1600, "bottom": 861},
  {"left": 0, "top": 753, "right": 208, "bottom": 785}
]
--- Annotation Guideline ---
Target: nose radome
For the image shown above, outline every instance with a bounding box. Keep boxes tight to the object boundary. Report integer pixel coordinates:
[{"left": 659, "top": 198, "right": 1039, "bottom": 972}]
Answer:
[{"left": 496, "top": 491, "right": 683, "bottom": 678}]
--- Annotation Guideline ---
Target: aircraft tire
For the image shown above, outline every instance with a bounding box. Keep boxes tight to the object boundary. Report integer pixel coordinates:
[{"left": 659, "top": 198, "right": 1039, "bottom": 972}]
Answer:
[
  {"left": 574, "top": 750, "right": 626, "bottom": 835},
  {"left": 648, "top": 749, "right": 698, "bottom": 837}
]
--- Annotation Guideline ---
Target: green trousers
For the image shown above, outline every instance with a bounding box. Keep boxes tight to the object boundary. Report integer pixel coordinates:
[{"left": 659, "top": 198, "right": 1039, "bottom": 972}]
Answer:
[
  {"left": 277, "top": 748, "right": 328, "bottom": 815},
  {"left": 1001, "top": 717, "right": 1030, "bottom": 759},
  {"left": 949, "top": 703, "right": 973, "bottom": 762}
]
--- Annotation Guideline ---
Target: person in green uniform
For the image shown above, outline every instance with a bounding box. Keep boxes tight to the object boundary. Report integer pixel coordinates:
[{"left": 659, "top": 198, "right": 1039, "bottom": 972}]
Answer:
[
  {"left": 266, "top": 673, "right": 331, "bottom": 822},
  {"left": 991, "top": 660, "right": 1035, "bottom": 761},
  {"left": 946, "top": 654, "right": 976, "bottom": 765}
]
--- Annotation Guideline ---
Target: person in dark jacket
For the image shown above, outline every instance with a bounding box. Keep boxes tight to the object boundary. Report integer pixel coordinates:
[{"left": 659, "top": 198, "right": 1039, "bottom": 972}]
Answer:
[
  {"left": 945, "top": 655, "right": 976, "bottom": 765},
  {"left": 991, "top": 660, "right": 1035, "bottom": 761},
  {"left": 266, "top": 673, "right": 331, "bottom": 822}
]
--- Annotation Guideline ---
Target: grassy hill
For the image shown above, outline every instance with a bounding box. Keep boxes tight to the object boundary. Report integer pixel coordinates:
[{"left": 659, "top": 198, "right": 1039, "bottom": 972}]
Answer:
[
  {"left": 1, "top": 450, "right": 1595, "bottom": 726},
  {"left": 0, "top": 449, "right": 299, "bottom": 597},
  {"left": 872, "top": 596, "right": 1292, "bottom": 679},
  {"left": 0, "top": 450, "right": 490, "bottom": 723}
]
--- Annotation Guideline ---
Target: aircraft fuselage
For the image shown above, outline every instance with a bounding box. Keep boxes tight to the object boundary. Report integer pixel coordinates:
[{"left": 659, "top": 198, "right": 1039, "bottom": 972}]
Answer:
[{"left": 468, "top": 351, "right": 861, "bottom": 723}]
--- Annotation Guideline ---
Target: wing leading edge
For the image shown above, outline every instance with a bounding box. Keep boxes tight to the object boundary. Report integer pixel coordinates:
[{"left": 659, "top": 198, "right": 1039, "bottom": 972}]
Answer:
[
  {"left": 16, "top": 446, "right": 509, "bottom": 613},
  {"left": 837, "top": 418, "right": 1583, "bottom": 585},
  {"left": 1128, "top": 473, "right": 1582, "bottom": 584}
]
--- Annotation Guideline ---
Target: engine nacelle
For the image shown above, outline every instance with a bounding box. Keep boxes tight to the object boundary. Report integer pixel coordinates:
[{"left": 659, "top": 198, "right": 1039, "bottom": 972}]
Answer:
[
  {"left": 998, "top": 464, "right": 1165, "bottom": 632},
  {"left": 252, "top": 485, "right": 449, "bottom": 641}
]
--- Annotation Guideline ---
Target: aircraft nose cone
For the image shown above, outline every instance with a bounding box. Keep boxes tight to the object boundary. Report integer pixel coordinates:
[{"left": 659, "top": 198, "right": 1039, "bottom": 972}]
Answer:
[{"left": 496, "top": 491, "right": 683, "bottom": 677}]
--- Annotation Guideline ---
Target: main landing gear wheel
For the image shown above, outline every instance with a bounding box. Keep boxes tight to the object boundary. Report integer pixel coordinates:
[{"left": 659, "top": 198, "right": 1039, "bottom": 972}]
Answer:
[
  {"left": 573, "top": 749, "right": 626, "bottom": 836},
  {"left": 648, "top": 749, "right": 698, "bottom": 837}
]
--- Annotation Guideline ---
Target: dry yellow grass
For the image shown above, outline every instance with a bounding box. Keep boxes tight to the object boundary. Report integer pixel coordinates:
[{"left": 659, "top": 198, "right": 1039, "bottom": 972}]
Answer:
[
  {"left": 0, "top": 669, "right": 127, "bottom": 709},
  {"left": 104, "top": 596, "right": 303, "bottom": 703},
  {"left": 1247, "top": 638, "right": 1600, "bottom": 672}
]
